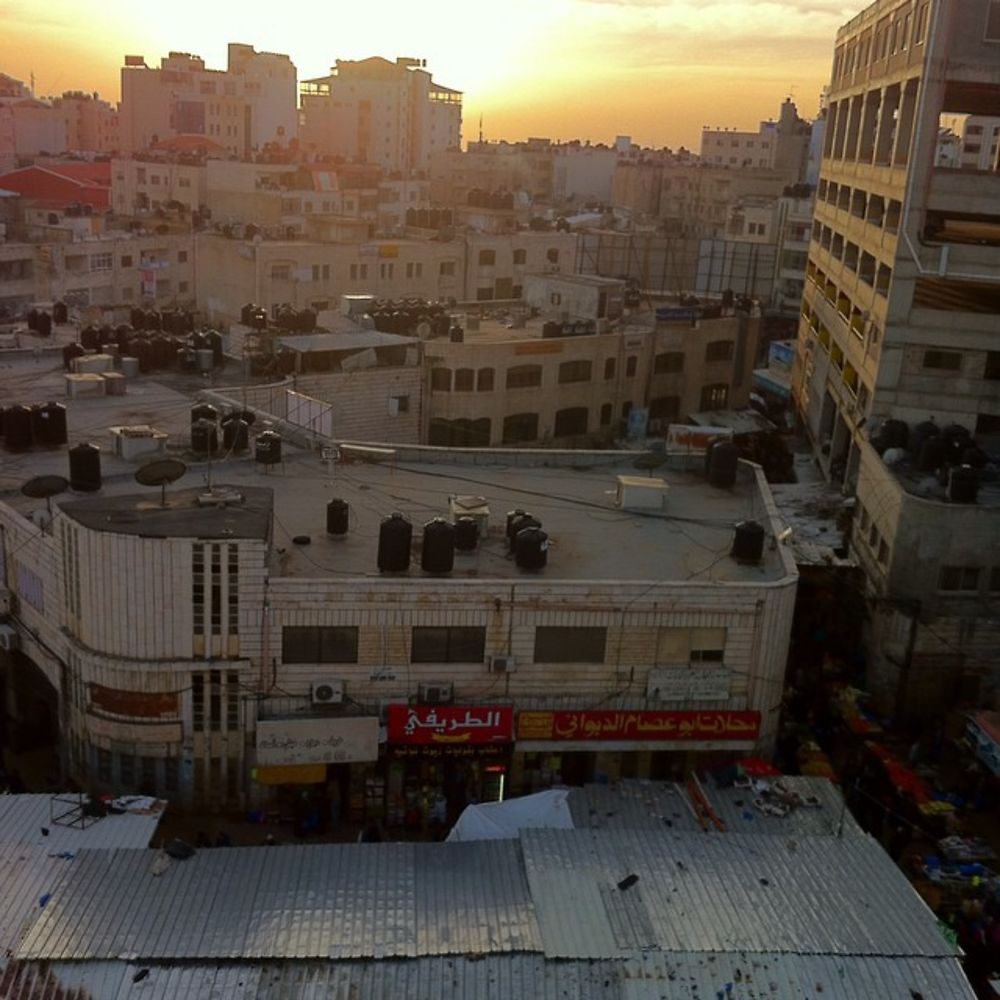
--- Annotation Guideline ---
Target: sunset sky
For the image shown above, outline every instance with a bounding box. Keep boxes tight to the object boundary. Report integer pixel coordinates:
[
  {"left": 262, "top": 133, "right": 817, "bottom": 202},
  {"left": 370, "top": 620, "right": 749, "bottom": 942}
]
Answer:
[{"left": 0, "top": 0, "right": 858, "bottom": 149}]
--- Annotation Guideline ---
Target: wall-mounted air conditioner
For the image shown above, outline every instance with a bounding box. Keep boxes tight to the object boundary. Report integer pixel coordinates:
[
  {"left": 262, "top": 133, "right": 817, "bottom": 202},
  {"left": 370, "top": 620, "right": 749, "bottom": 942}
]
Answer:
[
  {"left": 311, "top": 679, "right": 344, "bottom": 705},
  {"left": 489, "top": 655, "right": 516, "bottom": 674},
  {"left": 417, "top": 682, "right": 454, "bottom": 705}
]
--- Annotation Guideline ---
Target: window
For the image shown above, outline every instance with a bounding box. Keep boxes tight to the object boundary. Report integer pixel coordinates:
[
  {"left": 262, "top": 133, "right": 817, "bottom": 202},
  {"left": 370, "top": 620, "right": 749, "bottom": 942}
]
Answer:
[
  {"left": 987, "top": 0, "right": 1000, "bottom": 41},
  {"left": 550, "top": 292, "right": 562, "bottom": 306},
  {"left": 625, "top": 355, "right": 637, "bottom": 377},
  {"left": 939, "top": 566, "right": 980, "bottom": 592},
  {"left": 984, "top": 352, "right": 1000, "bottom": 379},
  {"left": 406, "top": 262, "right": 423, "bottom": 278},
  {"left": 700, "top": 383, "right": 729, "bottom": 409},
  {"left": 989, "top": 567, "right": 1000, "bottom": 592},
  {"left": 600, "top": 403, "right": 612, "bottom": 426},
  {"left": 192, "top": 543, "right": 205, "bottom": 637},
  {"left": 476, "top": 367, "right": 495, "bottom": 391},
  {"left": 178, "top": 250, "right": 188, "bottom": 263},
  {"left": 477, "top": 286, "right": 495, "bottom": 301},
  {"left": 554, "top": 407, "right": 588, "bottom": 436},
  {"left": 380, "top": 262, "right": 394, "bottom": 279},
  {"left": 654, "top": 351, "right": 684, "bottom": 374},
  {"left": 439, "top": 260, "right": 456, "bottom": 276},
  {"left": 478, "top": 249, "right": 496, "bottom": 266},
  {"left": 271, "top": 264, "right": 291, "bottom": 281},
  {"left": 705, "top": 340, "right": 734, "bottom": 363},
  {"left": 97, "top": 748, "right": 112, "bottom": 784},
  {"left": 431, "top": 367, "right": 452, "bottom": 392},
  {"left": 119, "top": 752, "right": 135, "bottom": 789},
  {"left": 389, "top": 394, "right": 409, "bottom": 415},
  {"left": 558, "top": 360, "right": 592, "bottom": 384},
  {"left": 506, "top": 364, "right": 542, "bottom": 389},
  {"left": 603, "top": 357, "right": 616, "bottom": 380},
  {"left": 546, "top": 248, "right": 560, "bottom": 264},
  {"left": 454, "top": 368, "right": 474, "bottom": 391},
  {"left": 502, "top": 412, "right": 539, "bottom": 444},
  {"left": 121, "top": 255, "right": 133, "bottom": 268},
  {"left": 282, "top": 626, "right": 359, "bottom": 663},
  {"left": 923, "top": 350, "right": 962, "bottom": 372},
  {"left": 534, "top": 626, "right": 606, "bottom": 663},
  {"left": 179, "top": 281, "right": 189, "bottom": 294},
  {"left": 513, "top": 249, "right": 526, "bottom": 265},
  {"left": 89, "top": 253, "right": 112, "bottom": 272},
  {"left": 411, "top": 626, "right": 485, "bottom": 663},
  {"left": 656, "top": 626, "right": 726, "bottom": 662},
  {"left": 649, "top": 396, "right": 680, "bottom": 421}
]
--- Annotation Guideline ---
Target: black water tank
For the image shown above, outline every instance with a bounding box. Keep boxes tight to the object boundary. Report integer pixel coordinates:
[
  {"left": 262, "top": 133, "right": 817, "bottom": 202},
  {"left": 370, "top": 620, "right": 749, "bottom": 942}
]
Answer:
[
  {"left": 69, "top": 442, "right": 101, "bottom": 491},
  {"left": 53, "top": 301, "right": 68, "bottom": 324},
  {"left": 132, "top": 339, "right": 153, "bottom": 374},
  {"left": 326, "top": 498, "right": 350, "bottom": 536},
  {"left": 449, "top": 325, "right": 464, "bottom": 343},
  {"left": 33, "top": 402, "right": 67, "bottom": 447},
  {"left": 27, "top": 308, "right": 38, "bottom": 331},
  {"left": 191, "top": 402, "right": 219, "bottom": 425},
  {"left": 509, "top": 513, "right": 541, "bottom": 548},
  {"left": 191, "top": 419, "right": 218, "bottom": 456},
  {"left": 206, "top": 330, "right": 224, "bottom": 365},
  {"left": 378, "top": 513, "right": 412, "bottom": 572},
  {"left": 515, "top": 527, "right": 549, "bottom": 570},
  {"left": 880, "top": 419, "right": 909, "bottom": 450},
  {"left": 542, "top": 321, "right": 561, "bottom": 339},
  {"left": 240, "top": 302, "right": 256, "bottom": 325},
  {"left": 910, "top": 420, "right": 939, "bottom": 455},
  {"left": 942, "top": 423, "right": 972, "bottom": 463},
  {"left": 918, "top": 436, "right": 946, "bottom": 472},
  {"left": 708, "top": 441, "right": 740, "bottom": 489},
  {"left": 948, "top": 465, "right": 979, "bottom": 504},
  {"left": 455, "top": 516, "right": 478, "bottom": 551},
  {"left": 80, "top": 325, "right": 99, "bottom": 351},
  {"left": 255, "top": 430, "right": 282, "bottom": 465},
  {"left": 505, "top": 508, "right": 528, "bottom": 544},
  {"left": 4, "top": 404, "right": 32, "bottom": 451},
  {"left": 421, "top": 518, "right": 455, "bottom": 573},
  {"left": 221, "top": 415, "right": 249, "bottom": 452},
  {"left": 731, "top": 520, "right": 765, "bottom": 563},
  {"left": 961, "top": 446, "right": 988, "bottom": 469},
  {"left": 62, "top": 342, "right": 85, "bottom": 371},
  {"left": 36, "top": 312, "right": 51, "bottom": 338}
]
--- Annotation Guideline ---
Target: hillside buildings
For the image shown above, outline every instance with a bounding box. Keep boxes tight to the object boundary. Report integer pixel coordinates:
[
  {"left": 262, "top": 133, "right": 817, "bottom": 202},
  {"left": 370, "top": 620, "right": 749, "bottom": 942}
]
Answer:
[{"left": 792, "top": 0, "right": 1000, "bottom": 718}]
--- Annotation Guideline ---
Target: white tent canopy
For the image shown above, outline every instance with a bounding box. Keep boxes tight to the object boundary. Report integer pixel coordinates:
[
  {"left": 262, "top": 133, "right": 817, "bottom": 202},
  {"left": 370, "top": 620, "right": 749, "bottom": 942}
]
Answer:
[{"left": 446, "top": 789, "right": 574, "bottom": 842}]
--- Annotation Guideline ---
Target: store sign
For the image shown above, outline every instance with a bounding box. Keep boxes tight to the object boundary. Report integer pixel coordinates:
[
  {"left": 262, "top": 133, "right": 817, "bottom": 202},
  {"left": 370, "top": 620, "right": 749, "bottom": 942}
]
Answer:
[
  {"left": 90, "top": 684, "right": 178, "bottom": 718},
  {"left": 517, "top": 710, "right": 760, "bottom": 743},
  {"left": 648, "top": 667, "right": 732, "bottom": 703},
  {"left": 256, "top": 717, "right": 379, "bottom": 766},
  {"left": 387, "top": 705, "right": 513, "bottom": 745}
]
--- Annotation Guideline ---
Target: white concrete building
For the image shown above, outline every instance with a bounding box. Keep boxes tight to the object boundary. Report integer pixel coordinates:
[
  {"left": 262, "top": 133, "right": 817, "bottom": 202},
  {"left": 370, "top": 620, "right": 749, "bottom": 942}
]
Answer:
[
  {"left": 119, "top": 44, "right": 297, "bottom": 156},
  {"left": 792, "top": 0, "right": 1000, "bottom": 718},
  {"left": 0, "top": 430, "right": 797, "bottom": 810},
  {"left": 300, "top": 57, "right": 461, "bottom": 173}
]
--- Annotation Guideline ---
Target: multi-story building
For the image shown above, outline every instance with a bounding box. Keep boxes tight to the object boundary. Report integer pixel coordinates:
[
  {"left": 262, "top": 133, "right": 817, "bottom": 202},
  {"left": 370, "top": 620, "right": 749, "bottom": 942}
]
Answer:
[
  {"left": 300, "top": 57, "right": 461, "bottom": 173},
  {"left": 50, "top": 91, "right": 119, "bottom": 154},
  {"left": 0, "top": 438, "right": 797, "bottom": 810},
  {"left": 792, "top": 0, "right": 1000, "bottom": 718},
  {"left": 119, "top": 44, "right": 297, "bottom": 156},
  {"left": 958, "top": 114, "right": 1000, "bottom": 169}
]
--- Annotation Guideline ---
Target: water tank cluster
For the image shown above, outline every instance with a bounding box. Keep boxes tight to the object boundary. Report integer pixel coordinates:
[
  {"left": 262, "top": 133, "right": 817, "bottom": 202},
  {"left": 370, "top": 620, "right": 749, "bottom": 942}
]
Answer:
[
  {"left": 66, "top": 324, "right": 225, "bottom": 375},
  {"left": 466, "top": 189, "right": 515, "bottom": 210},
  {"left": 273, "top": 304, "right": 318, "bottom": 334},
  {"left": 188, "top": 404, "right": 256, "bottom": 457},
  {"left": 26, "top": 309, "right": 53, "bottom": 338},
  {"left": 0, "top": 402, "right": 68, "bottom": 451},
  {"left": 370, "top": 299, "right": 452, "bottom": 338},
  {"left": 873, "top": 418, "right": 989, "bottom": 504},
  {"left": 542, "top": 320, "right": 598, "bottom": 339},
  {"left": 404, "top": 208, "right": 454, "bottom": 229},
  {"left": 370, "top": 508, "right": 548, "bottom": 575},
  {"left": 240, "top": 303, "right": 269, "bottom": 331},
  {"left": 129, "top": 307, "right": 196, "bottom": 334}
]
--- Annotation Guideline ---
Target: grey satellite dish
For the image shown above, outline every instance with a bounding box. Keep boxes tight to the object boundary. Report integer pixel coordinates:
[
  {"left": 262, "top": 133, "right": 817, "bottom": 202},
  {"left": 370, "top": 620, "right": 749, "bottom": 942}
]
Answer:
[
  {"left": 21, "top": 475, "right": 69, "bottom": 528},
  {"left": 135, "top": 458, "right": 187, "bottom": 506}
]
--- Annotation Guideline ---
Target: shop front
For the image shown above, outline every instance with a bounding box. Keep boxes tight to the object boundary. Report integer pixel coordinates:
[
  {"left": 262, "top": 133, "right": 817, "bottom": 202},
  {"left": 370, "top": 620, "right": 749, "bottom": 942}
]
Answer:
[
  {"left": 382, "top": 704, "right": 514, "bottom": 834},
  {"left": 513, "top": 709, "right": 762, "bottom": 792},
  {"left": 253, "top": 715, "right": 380, "bottom": 831}
]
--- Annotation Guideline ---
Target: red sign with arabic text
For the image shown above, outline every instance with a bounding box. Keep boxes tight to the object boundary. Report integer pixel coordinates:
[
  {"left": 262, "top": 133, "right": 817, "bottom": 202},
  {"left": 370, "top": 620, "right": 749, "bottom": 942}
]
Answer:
[
  {"left": 387, "top": 705, "right": 514, "bottom": 745},
  {"left": 517, "top": 709, "right": 760, "bottom": 743}
]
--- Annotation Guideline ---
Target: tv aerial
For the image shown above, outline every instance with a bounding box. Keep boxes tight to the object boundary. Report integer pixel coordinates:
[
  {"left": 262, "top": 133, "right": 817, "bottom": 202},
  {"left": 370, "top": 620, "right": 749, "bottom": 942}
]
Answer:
[{"left": 135, "top": 458, "right": 187, "bottom": 506}]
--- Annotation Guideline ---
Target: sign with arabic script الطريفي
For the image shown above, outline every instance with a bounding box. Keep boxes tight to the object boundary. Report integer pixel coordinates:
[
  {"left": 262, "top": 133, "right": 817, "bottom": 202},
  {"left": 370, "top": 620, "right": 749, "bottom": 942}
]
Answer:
[
  {"left": 516, "top": 710, "right": 761, "bottom": 743},
  {"left": 387, "top": 705, "right": 514, "bottom": 745},
  {"left": 256, "top": 717, "right": 379, "bottom": 766}
]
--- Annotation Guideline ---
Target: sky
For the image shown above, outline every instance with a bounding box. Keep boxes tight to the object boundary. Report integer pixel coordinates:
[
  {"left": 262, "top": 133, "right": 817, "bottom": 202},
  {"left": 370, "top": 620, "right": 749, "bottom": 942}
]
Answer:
[{"left": 0, "top": 0, "right": 859, "bottom": 150}]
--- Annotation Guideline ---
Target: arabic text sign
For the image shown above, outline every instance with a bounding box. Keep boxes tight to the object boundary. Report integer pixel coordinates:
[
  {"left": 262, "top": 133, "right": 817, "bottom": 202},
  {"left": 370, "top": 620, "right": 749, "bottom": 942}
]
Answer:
[
  {"left": 387, "top": 705, "right": 514, "bottom": 745},
  {"left": 517, "top": 709, "right": 760, "bottom": 743},
  {"left": 256, "top": 717, "right": 379, "bottom": 766},
  {"left": 648, "top": 667, "right": 732, "bottom": 702}
]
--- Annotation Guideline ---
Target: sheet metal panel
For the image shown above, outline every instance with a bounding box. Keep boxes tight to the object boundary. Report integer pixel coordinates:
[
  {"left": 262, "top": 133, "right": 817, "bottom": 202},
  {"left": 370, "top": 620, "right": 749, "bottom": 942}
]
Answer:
[
  {"left": 522, "top": 828, "right": 956, "bottom": 960},
  {"left": 0, "top": 845, "right": 78, "bottom": 958}
]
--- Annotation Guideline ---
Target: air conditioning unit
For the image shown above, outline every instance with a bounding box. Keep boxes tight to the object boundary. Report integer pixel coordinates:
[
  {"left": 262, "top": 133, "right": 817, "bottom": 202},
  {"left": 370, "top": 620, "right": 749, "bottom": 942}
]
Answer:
[
  {"left": 0, "top": 624, "right": 19, "bottom": 652},
  {"left": 310, "top": 679, "right": 344, "bottom": 705},
  {"left": 489, "top": 655, "right": 516, "bottom": 674},
  {"left": 418, "top": 682, "right": 454, "bottom": 705}
]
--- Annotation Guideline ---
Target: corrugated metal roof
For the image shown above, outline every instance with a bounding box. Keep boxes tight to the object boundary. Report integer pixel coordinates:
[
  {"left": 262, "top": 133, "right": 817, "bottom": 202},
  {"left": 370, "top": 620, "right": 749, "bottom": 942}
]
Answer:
[
  {"left": 521, "top": 828, "right": 956, "bottom": 960},
  {"left": 0, "top": 844, "right": 78, "bottom": 958},
  {"left": 2, "top": 954, "right": 974, "bottom": 1000},
  {"left": 569, "top": 777, "right": 861, "bottom": 837},
  {"left": 17, "top": 840, "right": 540, "bottom": 961},
  {"left": 279, "top": 330, "right": 416, "bottom": 352},
  {"left": 0, "top": 794, "right": 166, "bottom": 850}
]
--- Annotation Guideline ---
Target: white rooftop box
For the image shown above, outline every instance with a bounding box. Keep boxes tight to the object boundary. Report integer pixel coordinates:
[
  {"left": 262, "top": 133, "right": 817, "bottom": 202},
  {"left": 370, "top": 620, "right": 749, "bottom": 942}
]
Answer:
[{"left": 615, "top": 476, "right": 668, "bottom": 511}]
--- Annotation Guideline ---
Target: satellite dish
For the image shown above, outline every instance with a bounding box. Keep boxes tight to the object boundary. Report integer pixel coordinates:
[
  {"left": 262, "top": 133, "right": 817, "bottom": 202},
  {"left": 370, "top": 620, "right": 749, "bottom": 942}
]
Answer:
[
  {"left": 21, "top": 475, "right": 68, "bottom": 530},
  {"left": 21, "top": 475, "right": 69, "bottom": 499},
  {"left": 135, "top": 458, "right": 187, "bottom": 506}
]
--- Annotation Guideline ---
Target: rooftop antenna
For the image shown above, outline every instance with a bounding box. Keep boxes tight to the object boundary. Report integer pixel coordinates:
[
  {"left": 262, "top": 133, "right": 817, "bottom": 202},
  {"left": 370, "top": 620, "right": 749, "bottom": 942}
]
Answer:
[
  {"left": 29, "top": 71, "right": 35, "bottom": 97},
  {"left": 479, "top": 113, "right": 483, "bottom": 144}
]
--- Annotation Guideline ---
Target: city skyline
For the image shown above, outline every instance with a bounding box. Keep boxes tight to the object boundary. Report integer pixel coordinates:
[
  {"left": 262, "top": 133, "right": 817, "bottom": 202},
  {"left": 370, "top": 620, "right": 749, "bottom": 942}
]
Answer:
[{"left": 0, "top": 0, "right": 855, "bottom": 149}]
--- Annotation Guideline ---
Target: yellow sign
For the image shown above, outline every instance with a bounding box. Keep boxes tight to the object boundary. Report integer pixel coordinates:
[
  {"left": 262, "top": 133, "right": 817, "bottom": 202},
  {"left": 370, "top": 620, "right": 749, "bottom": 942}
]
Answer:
[{"left": 253, "top": 764, "right": 327, "bottom": 785}]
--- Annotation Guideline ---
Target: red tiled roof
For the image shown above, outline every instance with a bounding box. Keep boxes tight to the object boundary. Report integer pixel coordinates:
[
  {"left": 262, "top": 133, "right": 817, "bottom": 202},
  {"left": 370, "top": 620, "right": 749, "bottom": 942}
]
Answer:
[{"left": 0, "top": 165, "right": 110, "bottom": 209}]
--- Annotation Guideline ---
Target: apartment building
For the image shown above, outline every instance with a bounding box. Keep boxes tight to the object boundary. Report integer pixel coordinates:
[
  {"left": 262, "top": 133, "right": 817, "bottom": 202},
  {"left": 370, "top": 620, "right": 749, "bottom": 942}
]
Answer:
[
  {"left": 119, "top": 44, "right": 297, "bottom": 156},
  {"left": 300, "top": 57, "right": 461, "bottom": 173},
  {"left": 958, "top": 114, "right": 1000, "bottom": 169},
  {"left": 792, "top": 0, "right": 1000, "bottom": 718},
  {"left": 50, "top": 91, "right": 119, "bottom": 154},
  {"left": 0, "top": 441, "right": 796, "bottom": 810}
]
